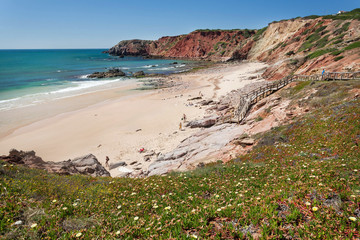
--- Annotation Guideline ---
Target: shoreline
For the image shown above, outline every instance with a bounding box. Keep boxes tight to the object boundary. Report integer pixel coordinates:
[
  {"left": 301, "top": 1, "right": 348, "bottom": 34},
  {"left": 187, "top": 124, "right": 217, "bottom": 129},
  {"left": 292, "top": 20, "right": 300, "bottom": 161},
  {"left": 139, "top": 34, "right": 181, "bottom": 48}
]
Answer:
[{"left": 0, "top": 61, "right": 268, "bottom": 176}]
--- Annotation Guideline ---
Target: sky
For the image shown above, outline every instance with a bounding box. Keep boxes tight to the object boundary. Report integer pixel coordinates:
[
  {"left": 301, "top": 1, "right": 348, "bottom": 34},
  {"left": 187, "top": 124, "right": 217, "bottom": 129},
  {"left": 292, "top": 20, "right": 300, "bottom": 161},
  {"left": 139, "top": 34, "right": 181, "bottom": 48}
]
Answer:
[{"left": 0, "top": 0, "right": 358, "bottom": 49}]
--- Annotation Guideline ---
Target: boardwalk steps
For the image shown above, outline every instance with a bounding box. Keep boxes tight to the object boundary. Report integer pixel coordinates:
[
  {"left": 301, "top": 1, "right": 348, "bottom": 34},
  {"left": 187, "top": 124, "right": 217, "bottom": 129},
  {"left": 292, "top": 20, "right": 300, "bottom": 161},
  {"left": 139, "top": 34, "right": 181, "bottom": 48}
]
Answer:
[{"left": 221, "top": 71, "right": 360, "bottom": 124}]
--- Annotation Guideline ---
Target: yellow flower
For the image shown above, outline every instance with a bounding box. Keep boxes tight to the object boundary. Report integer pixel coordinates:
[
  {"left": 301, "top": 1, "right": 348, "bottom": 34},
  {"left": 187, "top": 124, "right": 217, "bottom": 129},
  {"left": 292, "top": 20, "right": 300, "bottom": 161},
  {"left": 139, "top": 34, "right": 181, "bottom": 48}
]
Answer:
[
  {"left": 30, "top": 223, "right": 37, "bottom": 228},
  {"left": 165, "top": 206, "right": 171, "bottom": 210},
  {"left": 349, "top": 217, "right": 357, "bottom": 222},
  {"left": 52, "top": 200, "right": 57, "bottom": 203},
  {"left": 312, "top": 207, "right": 318, "bottom": 212},
  {"left": 215, "top": 195, "right": 219, "bottom": 198},
  {"left": 76, "top": 232, "right": 82, "bottom": 237}
]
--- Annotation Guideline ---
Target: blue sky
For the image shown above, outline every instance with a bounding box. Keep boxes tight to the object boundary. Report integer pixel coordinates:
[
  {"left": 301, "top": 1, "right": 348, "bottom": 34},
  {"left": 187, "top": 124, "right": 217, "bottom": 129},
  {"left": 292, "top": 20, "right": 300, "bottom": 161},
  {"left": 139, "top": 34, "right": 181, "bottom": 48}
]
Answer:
[{"left": 0, "top": 0, "right": 358, "bottom": 49}]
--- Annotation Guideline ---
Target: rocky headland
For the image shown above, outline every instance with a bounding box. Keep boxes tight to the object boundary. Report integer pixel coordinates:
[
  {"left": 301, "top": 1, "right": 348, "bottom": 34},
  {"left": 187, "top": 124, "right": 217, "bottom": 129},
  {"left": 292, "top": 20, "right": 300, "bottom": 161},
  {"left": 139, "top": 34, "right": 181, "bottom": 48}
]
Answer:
[{"left": 108, "top": 9, "right": 360, "bottom": 80}]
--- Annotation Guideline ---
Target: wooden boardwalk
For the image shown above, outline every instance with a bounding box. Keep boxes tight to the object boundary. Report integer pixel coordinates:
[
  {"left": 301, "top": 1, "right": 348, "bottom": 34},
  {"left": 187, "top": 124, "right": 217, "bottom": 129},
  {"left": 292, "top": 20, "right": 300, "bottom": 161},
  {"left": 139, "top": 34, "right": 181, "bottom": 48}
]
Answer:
[{"left": 224, "top": 71, "right": 360, "bottom": 124}]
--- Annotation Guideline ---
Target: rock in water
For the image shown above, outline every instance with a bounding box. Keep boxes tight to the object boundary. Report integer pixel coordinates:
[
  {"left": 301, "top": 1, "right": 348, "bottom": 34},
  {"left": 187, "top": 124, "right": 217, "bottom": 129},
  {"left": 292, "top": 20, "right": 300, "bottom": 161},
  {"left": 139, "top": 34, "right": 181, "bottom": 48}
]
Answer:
[
  {"left": 0, "top": 149, "right": 110, "bottom": 177},
  {"left": 133, "top": 71, "right": 145, "bottom": 77},
  {"left": 88, "top": 69, "right": 126, "bottom": 78}
]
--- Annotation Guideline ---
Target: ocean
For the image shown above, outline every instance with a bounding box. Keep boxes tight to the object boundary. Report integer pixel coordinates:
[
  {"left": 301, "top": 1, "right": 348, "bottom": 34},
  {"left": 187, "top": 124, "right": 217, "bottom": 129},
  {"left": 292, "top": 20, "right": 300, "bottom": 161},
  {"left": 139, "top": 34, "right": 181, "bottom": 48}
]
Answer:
[{"left": 0, "top": 49, "right": 192, "bottom": 111}]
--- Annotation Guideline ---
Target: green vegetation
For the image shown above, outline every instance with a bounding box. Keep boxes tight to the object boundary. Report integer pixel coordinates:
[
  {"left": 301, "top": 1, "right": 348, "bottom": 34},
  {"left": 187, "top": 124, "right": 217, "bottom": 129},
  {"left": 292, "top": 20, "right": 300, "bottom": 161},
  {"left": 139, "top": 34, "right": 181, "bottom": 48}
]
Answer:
[
  {"left": 213, "top": 42, "right": 228, "bottom": 51},
  {"left": 344, "top": 41, "right": 360, "bottom": 51},
  {"left": 315, "top": 25, "right": 327, "bottom": 33},
  {"left": 0, "top": 81, "right": 359, "bottom": 239},
  {"left": 253, "top": 26, "right": 268, "bottom": 41},
  {"left": 323, "top": 8, "right": 360, "bottom": 20},
  {"left": 330, "top": 49, "right": 344, "bottom": 56},
  {"left": 334, "top": 56, "right": 344, "bottom": 61},
  {"left": 286, "top": 51, "right": 295, "bottom": 56},
  {"left": 334, "top": 22, "right": 351, "bottom": 35},
  {"left": 314, "top": 35, "right": 329, "bottom": 49},
  {"left": 307, "top": 48, "right": 336, "bottom": 59}
]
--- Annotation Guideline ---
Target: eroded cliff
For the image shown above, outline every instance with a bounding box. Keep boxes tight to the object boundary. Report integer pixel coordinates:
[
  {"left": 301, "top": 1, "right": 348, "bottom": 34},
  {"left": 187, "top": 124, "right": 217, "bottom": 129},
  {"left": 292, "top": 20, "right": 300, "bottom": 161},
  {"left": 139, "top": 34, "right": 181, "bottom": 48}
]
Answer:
[{"left": 108, "top": 9, "right": 360, "bottom": 79}]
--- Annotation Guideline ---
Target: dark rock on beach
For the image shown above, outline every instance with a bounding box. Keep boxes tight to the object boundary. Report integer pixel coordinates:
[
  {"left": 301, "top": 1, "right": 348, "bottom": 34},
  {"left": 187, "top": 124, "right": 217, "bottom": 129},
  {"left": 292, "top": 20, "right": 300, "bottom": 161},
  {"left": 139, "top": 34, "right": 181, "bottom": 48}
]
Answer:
[
  {"left": 0, "top": 149, "right": 110, "bottom": 177},
  {"left": 89, "top": 69, "right": 126, "bottom": 78},
  {"left": 133, "top": 71, "right": 145, "bottom": 77}
]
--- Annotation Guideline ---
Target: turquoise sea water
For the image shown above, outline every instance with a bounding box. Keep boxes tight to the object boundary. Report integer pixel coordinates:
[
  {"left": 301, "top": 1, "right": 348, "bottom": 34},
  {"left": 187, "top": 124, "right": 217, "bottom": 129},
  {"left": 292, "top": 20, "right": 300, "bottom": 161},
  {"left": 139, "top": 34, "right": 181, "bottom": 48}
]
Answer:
[{"left": 0, "top": 49, "right": 192, "bottom": 111}]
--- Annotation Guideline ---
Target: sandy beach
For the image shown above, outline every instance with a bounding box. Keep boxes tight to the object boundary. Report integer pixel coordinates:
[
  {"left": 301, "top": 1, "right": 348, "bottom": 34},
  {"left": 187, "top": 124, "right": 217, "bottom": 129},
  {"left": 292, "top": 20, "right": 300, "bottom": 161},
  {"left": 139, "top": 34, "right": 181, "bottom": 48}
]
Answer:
[{"left": 0, "top": 62, "right": 268, "bottom": 176}]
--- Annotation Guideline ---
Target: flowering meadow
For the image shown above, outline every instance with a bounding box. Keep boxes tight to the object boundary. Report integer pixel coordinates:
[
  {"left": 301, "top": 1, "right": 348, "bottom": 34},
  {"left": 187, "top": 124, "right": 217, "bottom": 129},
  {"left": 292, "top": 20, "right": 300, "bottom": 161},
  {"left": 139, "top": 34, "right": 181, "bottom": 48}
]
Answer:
[{"left": 1, "top": 81, "right": 359, "bottom": 239}]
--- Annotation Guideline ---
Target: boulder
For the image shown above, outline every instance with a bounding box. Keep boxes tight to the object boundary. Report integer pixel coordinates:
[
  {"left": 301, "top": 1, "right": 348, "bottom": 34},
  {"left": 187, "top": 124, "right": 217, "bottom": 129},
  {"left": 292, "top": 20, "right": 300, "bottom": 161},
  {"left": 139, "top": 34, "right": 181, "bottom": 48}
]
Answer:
[
  {"left": 233, "top": 138, "right": 255, "bottom": 147},
  {"left": 109, "top": 161, "right": 127, "bottom": 170},
  {"left": 0, "top": 150, "right": 110, "bottom": 177},
  {"left": 88, "top": 69, "right": 125, "bottom": 78},
  {"left": 133, "top": 71, "right": 145, "bottom": 77},
  {"left": 186, "top": 115, "right": 218, "bottom": 128}
]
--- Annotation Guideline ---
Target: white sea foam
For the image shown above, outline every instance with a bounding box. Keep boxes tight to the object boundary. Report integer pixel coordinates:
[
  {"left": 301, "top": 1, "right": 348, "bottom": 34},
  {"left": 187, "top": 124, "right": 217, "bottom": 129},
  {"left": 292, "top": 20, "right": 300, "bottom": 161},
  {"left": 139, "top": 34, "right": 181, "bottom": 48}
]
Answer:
[
  {"left": 78, "top": 74, "right": 90, "bottom": 79},
  {"left": 0, "top": 79, "right": 124, "bottom": 112},
  {"left": 148, "top": 67, "right": 174, "bottom": 71}
]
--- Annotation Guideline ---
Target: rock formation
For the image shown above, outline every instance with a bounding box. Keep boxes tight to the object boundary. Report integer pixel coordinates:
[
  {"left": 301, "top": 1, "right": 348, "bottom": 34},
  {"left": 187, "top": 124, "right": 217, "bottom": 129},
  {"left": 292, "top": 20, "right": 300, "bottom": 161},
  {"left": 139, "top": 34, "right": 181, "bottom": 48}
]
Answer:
[
  {"left": 108, "top": 9, "right": 360, "bottom": 79},
  {"left": 88, "top": 68, "right": 126, "bottom": 78},
  {"left": 0, "top": 150, "right": 110, "bottom": 177}
]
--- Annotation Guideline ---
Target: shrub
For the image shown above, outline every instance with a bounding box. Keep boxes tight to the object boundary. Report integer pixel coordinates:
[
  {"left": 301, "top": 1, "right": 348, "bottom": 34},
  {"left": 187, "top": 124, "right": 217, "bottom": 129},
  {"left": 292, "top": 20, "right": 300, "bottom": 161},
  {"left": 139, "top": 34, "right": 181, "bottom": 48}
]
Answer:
[
  {"left": 286, "top": 51, "right": 295, "bottom": 56},
  {"left": 307, "top": 48, "right": 336, "bottom": 59},
  {"left": 344, "top": 41, "right": 360, "bottom": 50},
  {"left": 334, "top": 56, "right": 344, "bottom": 61}
]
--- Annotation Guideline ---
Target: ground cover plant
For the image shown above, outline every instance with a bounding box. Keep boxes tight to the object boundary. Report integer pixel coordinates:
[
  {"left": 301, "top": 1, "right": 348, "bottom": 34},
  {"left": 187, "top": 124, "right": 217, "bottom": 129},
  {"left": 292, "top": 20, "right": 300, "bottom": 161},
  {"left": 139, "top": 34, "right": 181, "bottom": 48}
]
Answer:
[{"left": 0, "top": 81, "right": 359, "bottom": 239}]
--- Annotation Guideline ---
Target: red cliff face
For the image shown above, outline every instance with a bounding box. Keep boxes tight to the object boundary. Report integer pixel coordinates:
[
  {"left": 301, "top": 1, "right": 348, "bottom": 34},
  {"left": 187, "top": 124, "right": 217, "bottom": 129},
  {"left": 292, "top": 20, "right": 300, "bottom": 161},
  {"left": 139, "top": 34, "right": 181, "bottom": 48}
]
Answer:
[
  {"left": 109, "top": 29, "right": 255, "bottom": 61},
  {"left": 108, "top": 9, "right": 360, "bottom": 78}
]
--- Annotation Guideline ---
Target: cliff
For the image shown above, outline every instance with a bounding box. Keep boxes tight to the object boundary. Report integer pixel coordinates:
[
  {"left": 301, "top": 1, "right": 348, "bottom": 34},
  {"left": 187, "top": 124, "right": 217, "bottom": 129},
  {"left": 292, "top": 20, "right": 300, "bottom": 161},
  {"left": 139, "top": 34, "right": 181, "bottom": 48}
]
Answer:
[{"left": 109, "top": 8, "right": 360, "bottom": 79}]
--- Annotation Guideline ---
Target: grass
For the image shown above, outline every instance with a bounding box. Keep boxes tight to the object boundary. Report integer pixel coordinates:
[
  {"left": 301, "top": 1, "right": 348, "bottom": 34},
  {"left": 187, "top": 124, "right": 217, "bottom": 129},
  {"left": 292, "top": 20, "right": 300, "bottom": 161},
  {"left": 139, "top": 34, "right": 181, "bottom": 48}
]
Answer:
[
  {"left": 307, "top": 48, "right": 336, "bottom": 59},
  {"left": 344, "top": 41, "right": 360, "bottom": 51},
  {"left": 1, "top": 82, "right": 359, "bottom": 239},
  {"left": 253, "top": 27, "right": 268, "bottom": 41},
  {"left": 322, "top": 8, "right": 360, "bottom": 20},
  {"left": 334, "top": 56, "right": 344, "bottom": 61}
]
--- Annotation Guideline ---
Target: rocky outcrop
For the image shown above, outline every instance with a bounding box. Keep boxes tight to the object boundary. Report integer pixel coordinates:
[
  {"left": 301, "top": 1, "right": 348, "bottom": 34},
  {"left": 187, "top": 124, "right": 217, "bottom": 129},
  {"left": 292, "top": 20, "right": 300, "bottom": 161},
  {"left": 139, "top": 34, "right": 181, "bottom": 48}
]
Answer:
[
  {"left": 108, "top": 39, "right": 153, "bottom": 56},
  {"left": 0, "top": 150, "right": 110, "bottom": 177},
  {"left": 109, "top": 30, "right": 256, "bottom": 61},
  {"left": 89, "top": 69, "right": 126, "bottom": 78},
  {"left": 108, "top": 9, "right": 360, "bottom": 77}
]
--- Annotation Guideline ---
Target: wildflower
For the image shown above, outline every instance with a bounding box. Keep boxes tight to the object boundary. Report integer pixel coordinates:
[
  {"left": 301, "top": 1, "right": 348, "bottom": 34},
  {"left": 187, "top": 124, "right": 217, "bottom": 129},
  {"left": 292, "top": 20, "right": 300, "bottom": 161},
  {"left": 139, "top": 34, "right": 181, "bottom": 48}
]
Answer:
[
  {"left": 305, "top": 202, "right": 311, "bottom": 206},
  {"left": 52, "top": 200, "right": 57, "bottom": 203},
  {"left": 117, "top": 205, "right": 121, "bottom": 209},
  {"left": 153, "top": 205, "right": 158, "bottom": 209},
  {"left": 115, "top": 230, "right": 121, "bottom": 235},
  {"left": 165, "top": 206, "right": 171, "bottom": 210},
  {"left": 73, "top": 203, "right": 78, "bottom": 207},
  {"left": 76, "top": 232, "right": 82, "bottom": 237},
  {"left": 30, "top": 223, "right": 37, "bottom": 228},
  {"left": 134, "top": 216, "right": 139, "bottom": 221},
  {"left": 191, "top": 234, "right": 198, "bottom": 239},
  {"left": 349, "top": 217, "right": 357, "bottom": 222},
  {"left": 62, "top": 207, "right": 68, "bottom": 210},
  {"left": 350, "top": 195, "right": 356, "bottom": 198},
  {"left": 215, "top": 195, "right": 219, "bottom": 198},
  {"left": 354, "top": 169, "right": 358, "bottom": 172},
  {"left": 217, "top": 208, "right": 222, "bottom": 212},
  {"left": 312, "top": 207, "right": 318, "bottom": 212},
  {"left": 131, "top": 192, "right": 136, "bottom": 195}
]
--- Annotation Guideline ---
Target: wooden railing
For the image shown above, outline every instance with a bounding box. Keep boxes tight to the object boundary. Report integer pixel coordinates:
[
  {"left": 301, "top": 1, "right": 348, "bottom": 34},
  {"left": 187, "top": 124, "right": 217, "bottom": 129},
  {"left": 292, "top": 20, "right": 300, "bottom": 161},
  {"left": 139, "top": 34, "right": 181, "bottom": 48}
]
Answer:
[{"left": 222, "top": 71, "right": 360, "bottom": 124}]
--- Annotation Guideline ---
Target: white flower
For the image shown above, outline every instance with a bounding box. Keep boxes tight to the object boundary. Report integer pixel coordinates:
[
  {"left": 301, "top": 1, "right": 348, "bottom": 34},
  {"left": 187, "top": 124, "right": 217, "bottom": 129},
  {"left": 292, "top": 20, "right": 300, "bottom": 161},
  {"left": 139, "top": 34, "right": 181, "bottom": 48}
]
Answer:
[
  {"left": 305, "top": 202, "right": 311, "bottom": 206},
  {"left": 217, "top": 208, "right": 222, "bottom": 212},
  {"left": 191, "top": 234, "right": 198, "bottom": 239},
  {"left": 116, "top": 230, "right": 121, "bottom": 235},
  {"left": 62, "top": 207, "right": 68, "bottom": 210},
  {"left": 117, "top": 205, "right": 121, "bottom": 209},
  {"left": 215, "top": 195, "right": 219, "bottom": 198},
  {"left": 134, "top": 216, "right": 139, "bottom": 221},
  {"left": 165, "top": 206, "right": 171, "bottom": 210},
  {"left": 312, "top": 207, "right": 318, "bottom": 212},
  {"left": 349, "top": 217, "right": 357, "bottom": 222},
  {"left": 76, "top": 232, "right": 82, "bottom": 237},
  {"left": 153, "top": 205, "right": 158, "bottom": 209},
  {"left": 73, "top": 203, "right": 78, "bottom": 207},
  {"left": 131, "top": 192, "right": 136, "bottom": 195},
  {"left": 52, "top": 200, "right": 57, "bottom": 203},
  {"left": 30, "top": 223, "right": 37, "bottom": 228}
]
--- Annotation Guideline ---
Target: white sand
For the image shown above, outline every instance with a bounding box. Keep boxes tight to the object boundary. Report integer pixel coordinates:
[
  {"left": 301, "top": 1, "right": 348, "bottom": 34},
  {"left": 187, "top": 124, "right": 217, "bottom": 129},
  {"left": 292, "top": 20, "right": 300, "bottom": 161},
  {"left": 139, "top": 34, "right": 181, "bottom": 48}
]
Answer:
[{"left": 0, "top": 62, "right": 267, "bottom": 176}]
